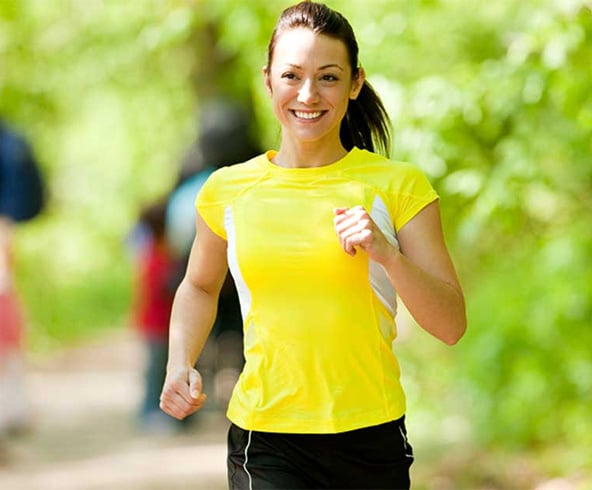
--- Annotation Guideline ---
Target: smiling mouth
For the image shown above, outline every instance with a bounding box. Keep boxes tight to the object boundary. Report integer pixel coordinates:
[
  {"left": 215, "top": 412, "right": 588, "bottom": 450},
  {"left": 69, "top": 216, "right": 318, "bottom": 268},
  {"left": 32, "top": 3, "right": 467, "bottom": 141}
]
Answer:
[{"left": 292, "top": 110, "right": 324, "bottom": 120}]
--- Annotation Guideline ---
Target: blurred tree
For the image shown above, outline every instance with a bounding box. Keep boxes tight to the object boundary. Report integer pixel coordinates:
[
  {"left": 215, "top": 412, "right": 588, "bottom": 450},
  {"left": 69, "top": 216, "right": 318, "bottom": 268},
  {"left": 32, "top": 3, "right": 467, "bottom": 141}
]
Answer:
[
  {"left": 0, "top": 0, "right": 590, "bottom": 475},
  {"left": 376, "top": 0, "right": 592, "bottom": 463}
]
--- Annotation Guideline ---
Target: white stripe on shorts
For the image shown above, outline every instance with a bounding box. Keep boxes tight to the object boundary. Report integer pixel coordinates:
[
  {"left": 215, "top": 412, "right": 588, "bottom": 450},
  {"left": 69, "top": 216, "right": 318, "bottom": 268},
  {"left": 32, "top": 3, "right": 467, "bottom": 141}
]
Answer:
[{"left": 243, "top": 430, "right": 254, "bottom": 490}]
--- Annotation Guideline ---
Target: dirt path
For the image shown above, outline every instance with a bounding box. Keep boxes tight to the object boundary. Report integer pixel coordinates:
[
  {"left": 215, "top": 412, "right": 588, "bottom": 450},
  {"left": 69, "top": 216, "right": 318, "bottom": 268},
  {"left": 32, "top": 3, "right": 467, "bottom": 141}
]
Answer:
[
  {"left": 0, "top": 330, "right": 228, "bottom": 490},
  {"left": 1, "top": 330, "right": 587, "bottom": 490}
]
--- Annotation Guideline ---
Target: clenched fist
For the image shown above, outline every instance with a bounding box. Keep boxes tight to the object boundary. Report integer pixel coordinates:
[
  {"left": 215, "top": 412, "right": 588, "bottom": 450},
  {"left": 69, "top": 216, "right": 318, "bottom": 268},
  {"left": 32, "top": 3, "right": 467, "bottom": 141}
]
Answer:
[
  {"left": 160, "top": 366, "right": 207, "bottom": 420},
  {"left": 333, "top": 206, "right": 396, "bottom": 264}
]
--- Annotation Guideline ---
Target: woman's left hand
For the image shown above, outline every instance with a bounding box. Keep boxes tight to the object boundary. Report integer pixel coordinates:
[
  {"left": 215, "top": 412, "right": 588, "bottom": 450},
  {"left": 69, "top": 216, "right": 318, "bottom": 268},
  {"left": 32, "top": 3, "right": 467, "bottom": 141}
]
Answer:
[{"left": 333, "top": 206, "right": 396, "bottom": 264}]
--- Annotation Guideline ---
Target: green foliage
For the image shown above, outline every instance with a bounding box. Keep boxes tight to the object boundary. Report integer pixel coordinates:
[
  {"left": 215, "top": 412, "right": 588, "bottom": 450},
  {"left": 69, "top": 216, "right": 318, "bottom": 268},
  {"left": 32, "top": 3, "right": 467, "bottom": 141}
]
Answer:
[
  {"left": 381, "top": 0, "right": 592, "bottom": 463},
  {"left": 1, "top": 0, "right": 591, "bottom": 472},
  {"left": 396, "top": 1, "right": 591, "bottom": 471},
  {"left": 457, "top": 224, "right": 592, "bottom": 450},
  {"left": 2, "top": 0, "right": 201, "bottom": 346}
]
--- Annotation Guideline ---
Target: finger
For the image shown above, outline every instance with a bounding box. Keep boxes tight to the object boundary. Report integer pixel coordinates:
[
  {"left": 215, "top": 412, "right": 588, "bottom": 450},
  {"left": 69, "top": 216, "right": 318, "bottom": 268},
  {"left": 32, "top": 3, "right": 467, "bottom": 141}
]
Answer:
[
  {"left": 336, "top": 213, "right": 371, "bottom": 234},
  {"left": 159, "top": 393, "right": 186, "bottom": 419},
  {"left": 333, "top": 210, "right": 360, "bottom": 238},
  {"left": 160, "top": 390, "right": 206, "bottom": 420},
  {"left": 338, "top": 215, "right": 370, "bottom": 244},
  {"left": 335, "top": 224, "right": 359, "bottom": 256},
  {"left": 167, "top": 369, "right": 203, "bottom": 405},
  {"left": 334, "top": 207, "right": 368, "bottom": 231},
  {"left": 333, "top": 209, "right": 349, "bottom": 232},
  {"left": 342, "top": 205, "right": 366, "bottom": 219},
  {"left": 160, "top": 372, "right": 202, "bottom": 409},
  {"left": 334, "top": 206, "right": 372, "bottom": 256},
  {"left": 334, "top": 206, "right": 365, "bottom": 228},
  {"left": 341, "top": 232, "right": 357, "bottom": 256},
  {"left": 346, "top": 228, "right": 372, "bottom": 251},
  {"left": 342, "top": 234, "right": 361, "bottom": 256},
  {"left": 188, "top": 369, "right": 203, "bottom": 399}
]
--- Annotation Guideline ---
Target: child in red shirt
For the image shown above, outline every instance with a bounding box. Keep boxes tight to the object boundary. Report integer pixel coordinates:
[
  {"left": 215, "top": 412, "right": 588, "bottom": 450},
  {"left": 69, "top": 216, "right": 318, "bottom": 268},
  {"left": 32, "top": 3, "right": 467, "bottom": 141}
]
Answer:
[{"left": 130, "top": 200, "right": 179, "bottom": 432}]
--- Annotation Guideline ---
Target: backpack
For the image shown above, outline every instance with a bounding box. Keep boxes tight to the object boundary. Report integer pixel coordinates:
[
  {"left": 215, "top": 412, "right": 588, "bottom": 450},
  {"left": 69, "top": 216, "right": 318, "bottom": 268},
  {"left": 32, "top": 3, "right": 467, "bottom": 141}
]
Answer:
[{"left": 0, "top": 122, "right": 45, "bottom": 222}]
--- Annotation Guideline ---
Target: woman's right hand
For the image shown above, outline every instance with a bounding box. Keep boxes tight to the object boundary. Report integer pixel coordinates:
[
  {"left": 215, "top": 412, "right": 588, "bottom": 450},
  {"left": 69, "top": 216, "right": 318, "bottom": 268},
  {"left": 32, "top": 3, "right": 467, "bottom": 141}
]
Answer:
[{"left": 159, "top": 366, "right": 207, "bottom": 420}]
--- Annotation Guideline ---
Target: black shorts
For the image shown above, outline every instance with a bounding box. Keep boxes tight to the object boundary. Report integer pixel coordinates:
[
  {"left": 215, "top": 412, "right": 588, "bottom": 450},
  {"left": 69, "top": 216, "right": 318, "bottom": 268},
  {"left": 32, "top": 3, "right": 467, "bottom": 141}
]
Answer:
[{"left": 227, "top": 417, "right": 414, "bottom": 489}]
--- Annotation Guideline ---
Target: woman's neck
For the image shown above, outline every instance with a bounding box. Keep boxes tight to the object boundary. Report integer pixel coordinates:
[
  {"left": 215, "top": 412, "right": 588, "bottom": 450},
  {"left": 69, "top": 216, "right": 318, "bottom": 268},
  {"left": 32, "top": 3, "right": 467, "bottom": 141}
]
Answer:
[{"left": 272, "top": 139, "right": 349, "bottom": 169}]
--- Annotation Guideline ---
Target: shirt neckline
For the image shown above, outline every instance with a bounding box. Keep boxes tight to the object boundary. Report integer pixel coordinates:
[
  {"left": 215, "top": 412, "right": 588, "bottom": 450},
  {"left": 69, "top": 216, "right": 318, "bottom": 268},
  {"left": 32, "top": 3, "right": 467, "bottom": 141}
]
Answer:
[{"left": 259, "top": 147, "right": 360, "bottom": 178}]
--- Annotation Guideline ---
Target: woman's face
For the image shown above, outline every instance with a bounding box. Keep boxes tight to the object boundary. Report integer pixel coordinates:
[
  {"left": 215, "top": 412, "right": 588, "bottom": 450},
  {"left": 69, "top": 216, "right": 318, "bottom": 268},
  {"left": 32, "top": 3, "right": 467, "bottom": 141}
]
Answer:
[{"left": 264, "top": 28, "right": 364, "bottom": 149}]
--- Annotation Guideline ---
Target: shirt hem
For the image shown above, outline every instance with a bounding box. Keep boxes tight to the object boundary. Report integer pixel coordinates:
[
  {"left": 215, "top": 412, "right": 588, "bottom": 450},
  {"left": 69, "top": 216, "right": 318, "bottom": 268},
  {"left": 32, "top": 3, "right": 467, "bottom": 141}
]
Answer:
[{"left": 227, "top": 406, "right": 406, "bottom": 434}]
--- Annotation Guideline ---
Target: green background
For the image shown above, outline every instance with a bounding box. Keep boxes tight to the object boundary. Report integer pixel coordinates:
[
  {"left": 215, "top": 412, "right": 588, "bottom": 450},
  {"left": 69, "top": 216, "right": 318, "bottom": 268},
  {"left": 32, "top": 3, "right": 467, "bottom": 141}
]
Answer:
[{"left": 2, "top": 0, "right": 591, "bottom": 487}]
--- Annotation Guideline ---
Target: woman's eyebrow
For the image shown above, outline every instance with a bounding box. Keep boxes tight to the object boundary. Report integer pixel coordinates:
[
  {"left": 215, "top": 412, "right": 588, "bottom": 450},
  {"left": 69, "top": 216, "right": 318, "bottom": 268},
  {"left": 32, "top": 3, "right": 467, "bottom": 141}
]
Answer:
[
  {"left": 319, "top": 63, "right": 344, "bottom": 71},
  {"left": 284, "top": 63, "right": 345, "bottom": 71}
]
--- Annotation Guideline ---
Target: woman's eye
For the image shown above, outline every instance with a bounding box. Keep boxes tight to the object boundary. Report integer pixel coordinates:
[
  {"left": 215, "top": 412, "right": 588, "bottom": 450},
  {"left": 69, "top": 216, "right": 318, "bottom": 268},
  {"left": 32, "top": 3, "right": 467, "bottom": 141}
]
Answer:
[
  {"left": 282, "top": 72, "right": 298, "bottom": 80},
  {"left": 321, "top": 74, "right": 338, "bottom": 82}
]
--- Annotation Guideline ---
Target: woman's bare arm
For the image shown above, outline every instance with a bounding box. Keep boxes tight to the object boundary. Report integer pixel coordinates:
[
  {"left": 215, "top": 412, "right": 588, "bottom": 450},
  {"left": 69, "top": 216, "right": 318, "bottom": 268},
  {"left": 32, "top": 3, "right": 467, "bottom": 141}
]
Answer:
[
  {"left": 334, "top": 201, "right": 466, "bottom": 345},
  {"left": 159, "top": 213, "right": 229, "bottom": 419},
  {"left": 386, "top": 201, "right": 466, "bottom": 344}
]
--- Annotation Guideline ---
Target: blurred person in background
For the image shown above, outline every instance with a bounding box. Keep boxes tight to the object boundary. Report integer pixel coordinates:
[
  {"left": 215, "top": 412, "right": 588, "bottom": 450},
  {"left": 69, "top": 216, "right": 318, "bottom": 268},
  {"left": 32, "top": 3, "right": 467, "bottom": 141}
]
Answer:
[
  {"left": 165, "top": 98, "right": 260, "bottom": 409},
  {"left": 0, "top": 218, "right": 28, "bottom": 439},
  {"left": 160, "top": 2, "right": 466, "bottom": 489},
  {"left": 129, "top": 198, "right": 181, "bottom": 434},
  {"left": 0, "top": 118, "right": 45, "bottom": 440}
]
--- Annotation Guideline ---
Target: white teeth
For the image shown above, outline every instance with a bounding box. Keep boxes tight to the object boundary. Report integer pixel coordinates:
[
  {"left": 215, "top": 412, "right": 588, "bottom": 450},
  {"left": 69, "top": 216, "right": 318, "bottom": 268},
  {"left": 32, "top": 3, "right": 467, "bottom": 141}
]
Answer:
[{"left": 294, "top": 111, "right": 322, "bottom": 120}]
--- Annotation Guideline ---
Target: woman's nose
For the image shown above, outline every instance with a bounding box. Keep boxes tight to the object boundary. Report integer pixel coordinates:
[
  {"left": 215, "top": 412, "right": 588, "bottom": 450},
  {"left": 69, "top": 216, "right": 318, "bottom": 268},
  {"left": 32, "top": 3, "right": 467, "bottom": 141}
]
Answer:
[{"left": 297, "top": 79, "right": 319, "bottom": 104}]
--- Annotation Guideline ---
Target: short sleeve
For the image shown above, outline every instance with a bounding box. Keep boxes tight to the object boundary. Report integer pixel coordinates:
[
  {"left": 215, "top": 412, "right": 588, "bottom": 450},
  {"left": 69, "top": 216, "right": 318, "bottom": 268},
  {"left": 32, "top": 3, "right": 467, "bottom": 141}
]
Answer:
[
  {"left": 392, "top": 164, "right": 439, "bottom": 232},
  {"left": 195, "top": 168, "right": 229, "bottom": 239}
]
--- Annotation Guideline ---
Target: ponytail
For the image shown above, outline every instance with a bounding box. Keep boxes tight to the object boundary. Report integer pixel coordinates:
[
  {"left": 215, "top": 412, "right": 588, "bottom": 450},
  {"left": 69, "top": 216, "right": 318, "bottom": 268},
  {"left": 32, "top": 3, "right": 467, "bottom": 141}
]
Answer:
[{"left": 340, "top": 80, "right": 391, "bottom": 158}]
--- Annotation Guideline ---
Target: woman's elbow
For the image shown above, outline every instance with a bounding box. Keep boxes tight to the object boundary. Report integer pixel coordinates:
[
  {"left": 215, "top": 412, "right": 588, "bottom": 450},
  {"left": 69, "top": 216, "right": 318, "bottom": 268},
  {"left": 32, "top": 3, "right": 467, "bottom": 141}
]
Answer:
[
  {"left": 442, "top": 316, "right": 467, "bottom": 345},
  {"left": 445, "top": 292, "right": 467, "bottom": 345}
]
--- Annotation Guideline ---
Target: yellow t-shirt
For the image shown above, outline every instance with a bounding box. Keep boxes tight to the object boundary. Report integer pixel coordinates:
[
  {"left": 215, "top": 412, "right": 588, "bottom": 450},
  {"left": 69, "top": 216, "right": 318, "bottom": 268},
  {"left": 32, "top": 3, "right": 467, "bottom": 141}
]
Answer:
[{"left": 196, "top": 147, "right": 438, "bottom": 434}]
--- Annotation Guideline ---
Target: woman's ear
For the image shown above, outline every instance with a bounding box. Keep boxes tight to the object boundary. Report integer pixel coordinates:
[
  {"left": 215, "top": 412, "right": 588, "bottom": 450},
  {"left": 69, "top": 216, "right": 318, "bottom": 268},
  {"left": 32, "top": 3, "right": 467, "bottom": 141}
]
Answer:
[
  {"left": 263, "top": 66, "right": 272, "bottom": 96},
  {"left": 350, "top": 66, "right": 366, "bottom": 100}
]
